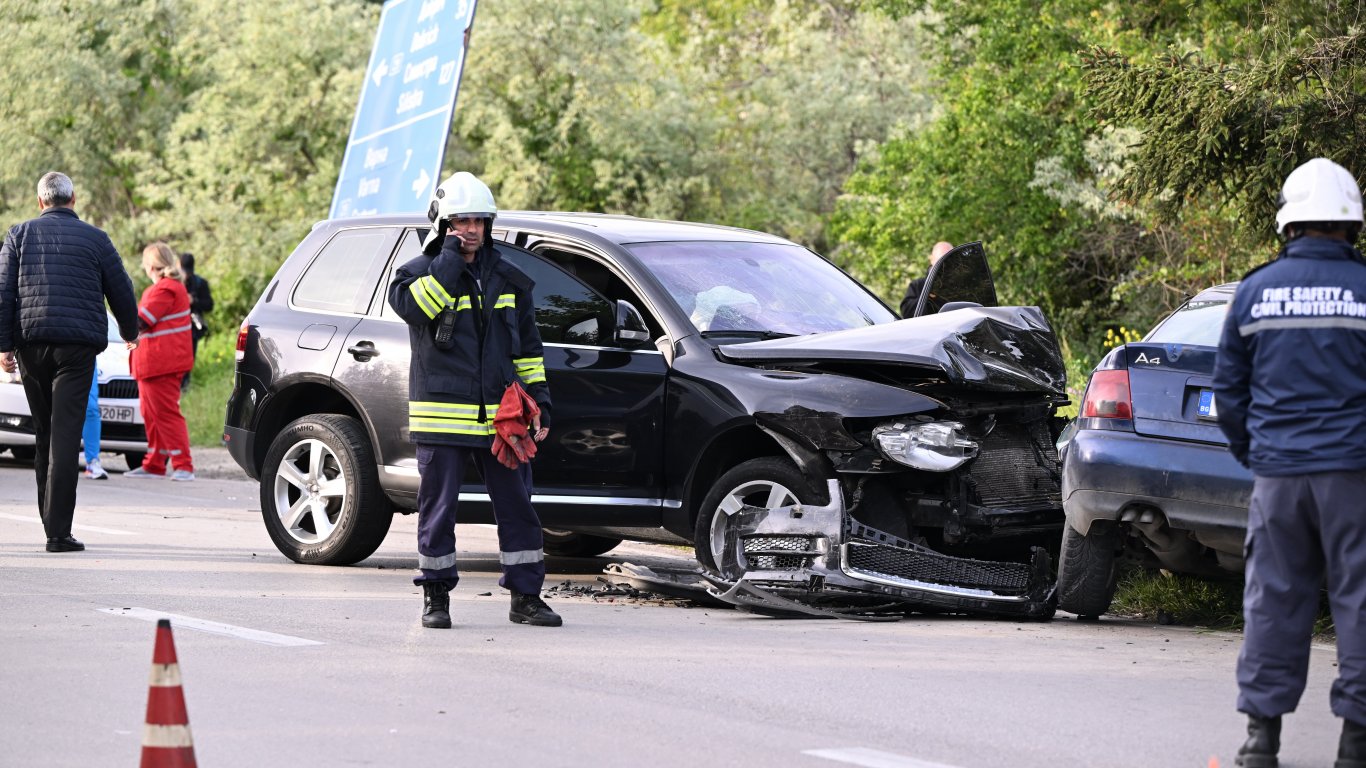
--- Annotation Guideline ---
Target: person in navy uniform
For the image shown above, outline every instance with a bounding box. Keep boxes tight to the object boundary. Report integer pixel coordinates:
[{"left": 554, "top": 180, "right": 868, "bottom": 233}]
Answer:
[
  {"left": 1213, "top": 157, "right": 1366, "bottom": 768},
  {"left": 387, "top": 171, "right": 562, "bottom": 630}
]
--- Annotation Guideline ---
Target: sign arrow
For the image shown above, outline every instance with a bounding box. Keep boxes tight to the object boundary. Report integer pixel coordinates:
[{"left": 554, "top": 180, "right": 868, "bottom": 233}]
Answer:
[
  {"left": 412, "top": 168, "right": 431, "bottom": 198},
  {"left": 371, "top": 60, "right": 389, "bottom": 87}
]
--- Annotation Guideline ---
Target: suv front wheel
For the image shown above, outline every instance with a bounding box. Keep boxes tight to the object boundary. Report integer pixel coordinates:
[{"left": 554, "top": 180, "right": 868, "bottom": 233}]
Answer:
[
  {"left": 693, "top": 456, "right": 827, "bottom": 578},
  {"left": 260, "top": 414, "right": 392, "bottom": 565}
]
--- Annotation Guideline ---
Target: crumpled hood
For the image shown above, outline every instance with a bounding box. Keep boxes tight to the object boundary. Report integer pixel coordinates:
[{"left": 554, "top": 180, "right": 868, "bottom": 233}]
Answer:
[{"left": 715, "top": 306, "right": 1066, "bottom": 394}]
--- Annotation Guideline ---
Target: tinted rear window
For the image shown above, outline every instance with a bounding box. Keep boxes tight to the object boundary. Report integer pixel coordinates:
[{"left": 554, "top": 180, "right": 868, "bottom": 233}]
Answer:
[
  {"left": 294, "top": 228, "right": 394, "bottom": 314},
  {"left": 1145, "top": 298, "right": 1231, "bottom": 347}
]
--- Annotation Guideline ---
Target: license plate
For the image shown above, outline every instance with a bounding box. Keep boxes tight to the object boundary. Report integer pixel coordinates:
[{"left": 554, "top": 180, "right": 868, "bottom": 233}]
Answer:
[
  {"left": 1197, "top": 389, "right": 1218, "bottom": 419},
  {"left": 100, "top": 405, "right": 134, "bottom": 423}
]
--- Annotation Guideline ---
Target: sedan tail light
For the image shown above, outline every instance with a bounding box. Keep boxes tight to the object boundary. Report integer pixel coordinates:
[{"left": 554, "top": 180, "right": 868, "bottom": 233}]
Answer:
[
  {"left": 235, "top": 320, "right": 249, "bottom": 363},
  {"left": 1081, "top": 369, "right": 1133, "bottom": 419}
]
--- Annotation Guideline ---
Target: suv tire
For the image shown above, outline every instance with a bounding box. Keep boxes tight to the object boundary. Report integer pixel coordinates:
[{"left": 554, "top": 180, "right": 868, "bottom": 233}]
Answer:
[
  {"left": 693, "top": 456, "right": 827, "bottom": 578},
  {"left": 1056, "top": 520, "right": 1121, "bottom": 619},
  {"left": 260, "top": 414, "right": 392, "bottom": 565},
  {"left": 542, "top": 529, "right": 623, "bottom": 558}
]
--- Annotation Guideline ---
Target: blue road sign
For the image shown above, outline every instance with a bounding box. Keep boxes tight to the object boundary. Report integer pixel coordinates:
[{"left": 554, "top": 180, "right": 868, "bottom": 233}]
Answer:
[{"left": 330, "top": 0, "right": 478, "bottom": 219}]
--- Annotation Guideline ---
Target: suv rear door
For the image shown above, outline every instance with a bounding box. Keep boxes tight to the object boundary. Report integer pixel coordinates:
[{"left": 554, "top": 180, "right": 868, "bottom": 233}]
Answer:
[{"left": 331, "top": 227, "right": 420, "bottom": 496}]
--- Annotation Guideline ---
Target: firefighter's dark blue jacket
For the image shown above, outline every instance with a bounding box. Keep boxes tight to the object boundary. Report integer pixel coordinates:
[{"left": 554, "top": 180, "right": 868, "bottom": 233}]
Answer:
[
  {"left": 0, "top": 207, "right": 139, "bottom": 352},
  {"left": 1213, "top": 235, "right": 1366, "bottom": 476},
  {"left": 387, "top": 237, "right": 550, "bottom": 448}
]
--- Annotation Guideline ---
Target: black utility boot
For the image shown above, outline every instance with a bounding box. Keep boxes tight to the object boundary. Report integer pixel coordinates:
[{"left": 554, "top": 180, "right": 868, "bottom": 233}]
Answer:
[
  {"left": 509, "top": 590, "right": 563, "bottom": 627},
  {"left": 46, "top": 536, "right": 85, "bottom": 553},
  {"left": 421, "top": 583, "right": 452, "bottom": 629},
  {"left": 1337, "top": 718, "right": 1366, "bottom": 768},
  {"left": 1235, "top": 714, "right": 1281, "bottom": 768}
]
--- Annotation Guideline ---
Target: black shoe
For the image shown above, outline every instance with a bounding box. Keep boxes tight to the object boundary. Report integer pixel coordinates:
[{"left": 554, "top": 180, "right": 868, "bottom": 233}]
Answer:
[
  {"left": 1236, "top": 714, "right": 1281, "bottom": 768},
  {"left": 1338, "top": 718, "right": 1366, "bottom": 768},
  {"left": 509, "top": 590, "right": 562, "bottom": 627},
  {"left": 421, "top": 583, "right": 451, "bottom": 629},
  {"left": 46, "top": 536, "right": 85, "bottom": 553}
]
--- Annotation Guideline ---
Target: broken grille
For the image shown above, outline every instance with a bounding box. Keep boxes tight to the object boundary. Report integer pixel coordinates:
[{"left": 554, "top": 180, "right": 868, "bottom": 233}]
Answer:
[
  {"left": 846, "top": 540, "right": 1032, "bottom": 593},
  {"left": 742, "top": 535, "right": 815, "bottom": 571},
  {"left": 968, "top": 420, "right": 1061, "bottom": 508}
]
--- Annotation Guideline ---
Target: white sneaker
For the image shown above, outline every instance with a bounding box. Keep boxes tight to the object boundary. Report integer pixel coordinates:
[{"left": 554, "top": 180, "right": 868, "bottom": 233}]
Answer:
[
  {"left": 84, "top": 460, "right": 108, "bottom": 480},
  {"left": 123, "top": 467, "right": 163, "bottom": 478},
  {"left": 170, "top": 470, "right": 196, "bottom": 482}
]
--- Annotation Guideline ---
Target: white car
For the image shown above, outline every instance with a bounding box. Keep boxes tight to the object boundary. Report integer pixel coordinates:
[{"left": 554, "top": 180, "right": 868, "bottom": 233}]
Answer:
[{"left": 0, "top": 314, "right": 148, "bottom": 469}]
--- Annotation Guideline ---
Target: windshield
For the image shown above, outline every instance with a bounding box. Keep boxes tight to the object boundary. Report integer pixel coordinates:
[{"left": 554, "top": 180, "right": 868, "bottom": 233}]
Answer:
[
  {"left": 1145, "top": 298, "right": 1231, "bottom": 347},
  {"left": 627, "top": 241, "right": 895, "bottom": 336}
]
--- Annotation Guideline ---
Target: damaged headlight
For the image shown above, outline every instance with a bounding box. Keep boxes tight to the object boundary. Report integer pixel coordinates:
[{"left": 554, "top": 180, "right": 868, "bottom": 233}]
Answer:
[{"left": 873, "top": 420, "right": 979, "bottom": 471}]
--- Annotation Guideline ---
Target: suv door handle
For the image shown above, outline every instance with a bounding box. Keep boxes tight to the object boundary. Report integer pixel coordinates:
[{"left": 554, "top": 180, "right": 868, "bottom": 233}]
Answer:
[{"left": 347, "top": 342, "right": 379, "bottom": 361}]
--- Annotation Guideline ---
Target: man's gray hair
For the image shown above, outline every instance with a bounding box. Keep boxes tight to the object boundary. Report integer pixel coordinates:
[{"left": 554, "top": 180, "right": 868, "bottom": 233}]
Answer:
[{"left": 36, "top": 172, "right": 74, "bottom": 207}]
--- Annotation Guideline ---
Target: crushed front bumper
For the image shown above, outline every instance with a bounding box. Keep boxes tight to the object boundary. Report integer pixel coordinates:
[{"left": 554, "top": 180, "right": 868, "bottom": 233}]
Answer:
[{"left": 706, "top": 480, "right": 1056, "bottom": 621}]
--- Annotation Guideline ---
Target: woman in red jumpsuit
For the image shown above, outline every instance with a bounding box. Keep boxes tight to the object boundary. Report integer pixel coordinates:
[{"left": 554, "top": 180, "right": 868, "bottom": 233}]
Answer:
[{"left": 125, "top": 242, "right": 195, "bottom": 480}]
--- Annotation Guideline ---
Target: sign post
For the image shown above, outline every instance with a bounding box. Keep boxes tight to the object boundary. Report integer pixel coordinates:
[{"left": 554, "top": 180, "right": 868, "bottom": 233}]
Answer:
[{"left": 330, "top": 0, "right": 478, "bottom": 219}]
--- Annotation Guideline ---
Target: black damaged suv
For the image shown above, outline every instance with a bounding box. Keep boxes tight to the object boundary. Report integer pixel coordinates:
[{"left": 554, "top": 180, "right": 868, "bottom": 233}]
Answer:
[{"left": 226, "top": 213, "right": 1068, "bottom": 616}]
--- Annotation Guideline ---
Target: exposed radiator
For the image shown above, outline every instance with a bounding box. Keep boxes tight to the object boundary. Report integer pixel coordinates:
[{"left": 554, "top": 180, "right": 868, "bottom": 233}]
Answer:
[{"left": 968, "top": 420, "right": 1060, "bottom": 507}]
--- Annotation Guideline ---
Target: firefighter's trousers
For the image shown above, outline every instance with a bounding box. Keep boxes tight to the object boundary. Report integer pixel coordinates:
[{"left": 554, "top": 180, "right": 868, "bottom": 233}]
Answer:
[
  {"left": 412, "top": 443, "right": 546, "bottom": 596},
  {"left": 1238, "top": 470, "right": 1366, "bottom": 726}
]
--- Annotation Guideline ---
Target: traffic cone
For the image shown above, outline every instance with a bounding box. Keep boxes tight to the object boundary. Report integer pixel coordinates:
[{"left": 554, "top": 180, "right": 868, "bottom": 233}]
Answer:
[{"left": 139, "top": 619, "right": 197, "bottom": 768}]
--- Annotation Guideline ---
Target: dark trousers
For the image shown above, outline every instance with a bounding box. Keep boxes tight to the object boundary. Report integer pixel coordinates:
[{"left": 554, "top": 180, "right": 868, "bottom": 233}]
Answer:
[
  {"left": 412, "top": 443, "right": 546, "bottom": 595},
  {"left": 1238, "top": 470, "right": 1366, "bottom": 725},
  {"left": 181, "top": 333, "right": 200, "bottom": 390},
  {"left": 16, "top": 344, "right": 98, "bottom": 539}
]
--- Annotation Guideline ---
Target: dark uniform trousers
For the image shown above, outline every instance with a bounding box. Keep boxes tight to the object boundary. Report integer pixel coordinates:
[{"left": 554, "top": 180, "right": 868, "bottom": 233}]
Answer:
[
  {"left": 15, "top": 343, "right": 98, "bottom": 539},
  {"left": 1238, "top": 470, "right": 1366, "bottom": 725},
  {"left": 413, "top": 443, "right": 546, "bottom": 595}
]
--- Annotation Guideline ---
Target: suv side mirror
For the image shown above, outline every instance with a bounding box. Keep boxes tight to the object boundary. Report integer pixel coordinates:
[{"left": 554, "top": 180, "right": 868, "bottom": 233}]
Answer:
[{"left": 614, "top": 300, "right": 652, "bottom": 348}]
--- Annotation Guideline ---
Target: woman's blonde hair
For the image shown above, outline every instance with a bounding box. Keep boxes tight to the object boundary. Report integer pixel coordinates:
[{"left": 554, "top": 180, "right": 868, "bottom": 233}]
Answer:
[{"left": 142, "top": 241, "right": 183, "bottom": 280}]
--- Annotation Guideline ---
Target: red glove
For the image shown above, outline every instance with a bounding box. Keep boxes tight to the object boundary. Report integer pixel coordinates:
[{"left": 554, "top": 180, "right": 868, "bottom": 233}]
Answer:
[{"left": 491, "top": 382, "right": 541, "bottom": 469}]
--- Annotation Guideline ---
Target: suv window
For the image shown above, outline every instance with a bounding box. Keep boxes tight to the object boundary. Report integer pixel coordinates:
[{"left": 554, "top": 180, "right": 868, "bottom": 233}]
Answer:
[
  {"left": 503, "top": 251, "right": 613, "bottom": 345},
  {"left": 294, "top": 228, "right": 394, "bottom": 314}
]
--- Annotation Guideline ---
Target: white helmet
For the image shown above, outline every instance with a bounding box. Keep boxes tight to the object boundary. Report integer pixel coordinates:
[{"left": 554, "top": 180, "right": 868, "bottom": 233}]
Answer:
[
  {"left": 422, "top": 172, "right": 497, "bottom": 252},
  {"left": 428, "top": 171, "right": 497, "bottom": 224},
  {"left": 1275, "top": 157, "right": 1363, "bottom": 235}
]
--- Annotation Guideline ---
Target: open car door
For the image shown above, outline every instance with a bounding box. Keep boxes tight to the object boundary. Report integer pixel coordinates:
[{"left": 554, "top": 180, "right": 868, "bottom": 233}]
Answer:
[{"left": 910, "top": 241, "right": 998, "bottom": 318}]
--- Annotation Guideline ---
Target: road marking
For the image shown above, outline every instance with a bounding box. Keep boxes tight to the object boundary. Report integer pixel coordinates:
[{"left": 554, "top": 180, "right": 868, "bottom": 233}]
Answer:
[
  {"left": 804, "top": 748, "right": 965, "bottom": 768},
  {"left": 0, "top": 512, "right": 133, "bottom": 535},
  {"left": 97, "top": 608, "right": 324, "bottom": 647}
]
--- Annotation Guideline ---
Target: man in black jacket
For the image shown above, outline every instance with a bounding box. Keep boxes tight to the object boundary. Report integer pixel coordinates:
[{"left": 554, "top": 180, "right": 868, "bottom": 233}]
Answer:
[
  {"left": 899, "top": 240, "right": 953, "bottom": 318},
  {"left": 178, "top": 251, "right": 214, "bottom": 390},
  {"left": 0, "top": 172, "right": 139, "bottom": 552}
]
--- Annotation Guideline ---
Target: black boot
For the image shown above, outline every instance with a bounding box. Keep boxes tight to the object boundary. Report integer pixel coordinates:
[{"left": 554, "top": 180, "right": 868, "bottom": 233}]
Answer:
[
  {"left": 422, "top": 583, "right": 451, "bottom": 629},
  {"left": 1235, "top": 714, "right": 1280, "bottom": 768},
  {"left": 509, "top": 590, "right": 562, "bottom": 627},
  {"left": 46, "top": 536, "right": 85, "bottom": 552},
  {"left": 1338, "top": 718, "right": 1366, "bottom": 768}
]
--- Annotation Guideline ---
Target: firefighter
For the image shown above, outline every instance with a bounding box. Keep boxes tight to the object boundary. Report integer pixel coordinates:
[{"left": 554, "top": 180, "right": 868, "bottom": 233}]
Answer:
[
  {"left": 1213, "top": 157, "right": 1366, "bottom": 768},
  {"left": 387, "top": 171, "right": 562, "bottom": 629}
]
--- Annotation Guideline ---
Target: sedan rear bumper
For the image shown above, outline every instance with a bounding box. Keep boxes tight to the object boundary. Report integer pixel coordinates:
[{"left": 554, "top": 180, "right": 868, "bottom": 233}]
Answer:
[{"left": 1062, "top": 428, "right": 1252, "bottom": 535}]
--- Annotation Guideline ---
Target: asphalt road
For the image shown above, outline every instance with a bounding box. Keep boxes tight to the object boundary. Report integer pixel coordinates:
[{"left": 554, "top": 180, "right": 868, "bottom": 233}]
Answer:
[{"left": 0, "top": 450, "right": 1343, "bottom": 768}]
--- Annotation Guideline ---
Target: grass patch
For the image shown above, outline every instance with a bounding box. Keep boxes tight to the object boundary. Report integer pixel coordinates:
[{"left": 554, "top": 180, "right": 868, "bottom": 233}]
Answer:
[
  {"left": 1110, "top": 566, "right": 1336, "bottom": 639},
  {"left": 182, "top": 333, "right": 237, "bottom": 447}
]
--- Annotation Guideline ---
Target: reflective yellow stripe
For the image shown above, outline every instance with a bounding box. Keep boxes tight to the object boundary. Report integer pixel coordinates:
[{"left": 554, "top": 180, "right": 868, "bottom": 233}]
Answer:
[
  {"left": 515, "top": 356, "right": 546, "bottom": 385},
  {"left": 494, "top": 293, "right": 515, "bottom": 309},
  {"left": 423, "top": 275, "right": 455, "bottom": 306},
  {"left": 456, "top": 296, "right": 473, "bottom": 311},
  {"left": 409, "top": 402, "right": 499, "bottom": 418},
  {"left": 409, "top": 281, "right": 440, "bottom": 320},
  {"left": 409, "top": 418, "right": 496, "bottom": 435}
]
